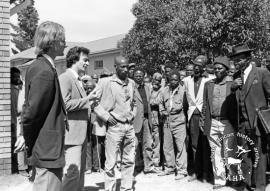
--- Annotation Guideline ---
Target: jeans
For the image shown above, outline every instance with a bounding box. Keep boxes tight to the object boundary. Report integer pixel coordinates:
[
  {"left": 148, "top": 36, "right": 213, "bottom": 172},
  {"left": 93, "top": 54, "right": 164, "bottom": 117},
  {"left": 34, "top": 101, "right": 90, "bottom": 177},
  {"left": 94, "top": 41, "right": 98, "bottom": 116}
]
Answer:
[{"left": 105, "top": 122, "right": 135, "bottom": 191}]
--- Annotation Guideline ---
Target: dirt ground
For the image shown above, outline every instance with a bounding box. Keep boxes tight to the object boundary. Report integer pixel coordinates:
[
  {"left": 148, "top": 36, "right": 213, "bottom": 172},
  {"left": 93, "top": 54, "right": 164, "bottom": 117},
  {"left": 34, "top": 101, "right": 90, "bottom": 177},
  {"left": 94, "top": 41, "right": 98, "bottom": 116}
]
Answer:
[{"left": 0, "top": 170, "right": 269, "bottom": 191}]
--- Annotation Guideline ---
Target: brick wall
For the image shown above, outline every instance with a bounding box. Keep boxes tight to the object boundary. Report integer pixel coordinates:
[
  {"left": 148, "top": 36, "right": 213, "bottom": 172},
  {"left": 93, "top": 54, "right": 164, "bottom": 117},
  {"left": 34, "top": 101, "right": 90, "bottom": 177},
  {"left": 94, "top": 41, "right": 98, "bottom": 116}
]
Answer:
[{"left": 0, "top": 0, "right": 11, "bottom": 175}]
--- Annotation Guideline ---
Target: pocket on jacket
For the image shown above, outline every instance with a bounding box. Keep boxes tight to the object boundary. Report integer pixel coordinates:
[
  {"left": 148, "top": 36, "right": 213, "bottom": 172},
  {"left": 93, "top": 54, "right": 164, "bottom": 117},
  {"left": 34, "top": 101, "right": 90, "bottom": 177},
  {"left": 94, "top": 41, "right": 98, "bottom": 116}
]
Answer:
[{"left": 34, "top": 130, "right": 62, "bottom": 161}]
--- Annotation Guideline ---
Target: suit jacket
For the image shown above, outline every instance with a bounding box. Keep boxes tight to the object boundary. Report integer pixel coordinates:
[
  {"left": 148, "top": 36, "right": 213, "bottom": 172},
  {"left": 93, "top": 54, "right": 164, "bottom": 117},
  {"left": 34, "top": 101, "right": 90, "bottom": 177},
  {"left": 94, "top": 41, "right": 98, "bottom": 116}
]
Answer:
[
  {"left": 133, "top": 83, "right": 152, "bottom": 133},
  {"left": 200, "top": 76, "right": 237, "bottom": 136},
  {"left": 232, "top": 66, "right": 270, "bottom": 136},
  {"left": 59, "top": 69, "right": 89, "bottom": 145},
  {"left": 93, "top": 75, "right": 137, "bottom": 133},
  {"left": 22, "top": 55, "right": 66, "bottom": 168},
  {"left": 184, "top": 76, "right": 212, "bottom": 121}
]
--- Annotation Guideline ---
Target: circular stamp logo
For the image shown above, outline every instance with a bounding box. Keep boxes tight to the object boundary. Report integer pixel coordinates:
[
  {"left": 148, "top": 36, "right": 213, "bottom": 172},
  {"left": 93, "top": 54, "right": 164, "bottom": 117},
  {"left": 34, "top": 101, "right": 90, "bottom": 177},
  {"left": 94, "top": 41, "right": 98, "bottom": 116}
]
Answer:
[{"left": 210, "top": 132, "right": 259, "bottom": 182}]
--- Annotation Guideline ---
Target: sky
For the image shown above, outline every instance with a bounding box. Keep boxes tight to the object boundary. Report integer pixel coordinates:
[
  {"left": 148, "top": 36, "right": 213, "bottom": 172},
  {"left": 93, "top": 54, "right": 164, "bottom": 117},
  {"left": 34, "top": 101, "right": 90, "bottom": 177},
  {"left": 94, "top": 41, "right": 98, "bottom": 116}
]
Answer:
[{"left": 12, "top": 0, "right": 137, "bottom": 42}]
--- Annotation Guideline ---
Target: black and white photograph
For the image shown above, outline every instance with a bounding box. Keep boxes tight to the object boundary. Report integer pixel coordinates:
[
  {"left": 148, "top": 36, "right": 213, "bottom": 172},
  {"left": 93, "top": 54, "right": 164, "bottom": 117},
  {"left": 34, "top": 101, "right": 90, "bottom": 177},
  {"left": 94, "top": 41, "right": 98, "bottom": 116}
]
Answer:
[{"left": 0, "top": 0, "right": 270, "bottom": 191}]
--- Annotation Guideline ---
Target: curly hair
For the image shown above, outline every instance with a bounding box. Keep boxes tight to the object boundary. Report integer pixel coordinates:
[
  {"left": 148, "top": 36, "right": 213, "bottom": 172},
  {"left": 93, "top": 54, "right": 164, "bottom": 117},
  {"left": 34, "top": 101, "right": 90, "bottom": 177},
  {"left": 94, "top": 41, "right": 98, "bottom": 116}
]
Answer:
[{"left": 66, "top": 46, "right": 90, "bottom": 68}]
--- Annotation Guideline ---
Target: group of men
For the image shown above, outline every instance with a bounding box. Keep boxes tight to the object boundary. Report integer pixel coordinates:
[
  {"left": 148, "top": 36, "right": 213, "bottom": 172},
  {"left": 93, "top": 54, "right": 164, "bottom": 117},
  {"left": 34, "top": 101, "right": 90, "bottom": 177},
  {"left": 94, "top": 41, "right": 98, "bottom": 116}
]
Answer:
[{"left": 12, "top": 20, "right": 270, "bottom": 191}]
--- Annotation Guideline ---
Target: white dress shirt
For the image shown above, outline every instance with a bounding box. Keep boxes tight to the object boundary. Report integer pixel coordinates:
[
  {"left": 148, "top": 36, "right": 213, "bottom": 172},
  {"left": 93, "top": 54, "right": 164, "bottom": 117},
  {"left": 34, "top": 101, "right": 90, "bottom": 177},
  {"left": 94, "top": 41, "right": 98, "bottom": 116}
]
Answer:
[
  {"left": 68, "top": 68, "right": 83, "bottom": 88},
  {"left": 243, "top": 63, "right": 252, "bottom": 84}
]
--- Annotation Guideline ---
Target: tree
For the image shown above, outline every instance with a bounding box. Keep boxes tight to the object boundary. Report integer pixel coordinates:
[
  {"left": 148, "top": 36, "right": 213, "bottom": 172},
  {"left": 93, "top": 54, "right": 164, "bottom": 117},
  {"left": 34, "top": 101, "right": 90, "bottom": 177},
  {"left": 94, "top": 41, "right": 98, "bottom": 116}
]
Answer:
[
  {"left": 11, "top": 0, "right": 39, "bottom": 53},
  {"left": 121, "top": 0, "right": 187, "bottom": 74},
  {"left": 122, "top": 0, "right": 270, "bottom": 74},
  {"left": 184, "top": 0, "right": 268, "bottom": 59}
]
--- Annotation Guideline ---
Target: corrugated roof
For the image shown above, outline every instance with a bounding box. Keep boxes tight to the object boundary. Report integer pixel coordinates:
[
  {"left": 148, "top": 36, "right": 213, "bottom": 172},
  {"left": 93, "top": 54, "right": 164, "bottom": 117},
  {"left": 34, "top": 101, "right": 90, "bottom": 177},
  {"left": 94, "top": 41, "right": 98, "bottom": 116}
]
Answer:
[{"left": 11, "top": 33, "right": 126, "bottom": 61}]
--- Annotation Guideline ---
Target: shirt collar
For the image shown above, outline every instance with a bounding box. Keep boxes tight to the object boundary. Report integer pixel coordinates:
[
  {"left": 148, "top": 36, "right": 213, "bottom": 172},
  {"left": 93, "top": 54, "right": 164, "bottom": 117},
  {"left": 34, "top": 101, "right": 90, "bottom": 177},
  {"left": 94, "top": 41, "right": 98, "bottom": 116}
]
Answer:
[
  {"left": 111, "top": 74, "right": 129, "bottom": 86},
  {"left": 167, "top": 85, "right": 180, "bottom": 93},
  {"left": 217, "top": 76, "right": 231, "bottom": 85},
  {"left": 43, "top": 54, "right": 55, "bottom": 68},
  {"left": 136, "top": 82, "right": 144, "bottom": 89},
  {"left": 244, "top": 63, "right": 252, "bottom": 76},
  {"left": 68, "top": 68, "right": 80, "bottom": 80}
]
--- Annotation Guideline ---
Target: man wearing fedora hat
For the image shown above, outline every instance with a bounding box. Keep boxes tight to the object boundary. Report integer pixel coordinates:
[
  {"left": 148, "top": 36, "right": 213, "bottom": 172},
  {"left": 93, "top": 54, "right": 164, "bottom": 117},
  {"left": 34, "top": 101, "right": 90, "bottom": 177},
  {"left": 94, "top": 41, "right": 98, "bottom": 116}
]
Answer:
[
  {"left": 230, "top": 43, "right": 270, "bottom": 191},
  {"left": 183, "top": 55, "right": 214, "bottom": 182},
  {"left": 200, "top": 56, "right": 238, "bottom": 189}
]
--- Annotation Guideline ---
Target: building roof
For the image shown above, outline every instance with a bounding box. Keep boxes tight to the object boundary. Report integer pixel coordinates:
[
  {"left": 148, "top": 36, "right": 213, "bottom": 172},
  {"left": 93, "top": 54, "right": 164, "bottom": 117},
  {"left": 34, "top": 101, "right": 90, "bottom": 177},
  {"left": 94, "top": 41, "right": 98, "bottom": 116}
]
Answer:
[{"left": 11, "top": 34, "right": 125, "bottom": 61}]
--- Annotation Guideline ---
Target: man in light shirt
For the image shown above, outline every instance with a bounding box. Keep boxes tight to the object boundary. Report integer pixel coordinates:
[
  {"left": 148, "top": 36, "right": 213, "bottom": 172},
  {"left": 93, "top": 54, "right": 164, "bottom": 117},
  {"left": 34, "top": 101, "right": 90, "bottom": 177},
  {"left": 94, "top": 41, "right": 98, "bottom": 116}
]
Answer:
[{"left": 94, "top": 56, "right": 137, "bottom": 191}]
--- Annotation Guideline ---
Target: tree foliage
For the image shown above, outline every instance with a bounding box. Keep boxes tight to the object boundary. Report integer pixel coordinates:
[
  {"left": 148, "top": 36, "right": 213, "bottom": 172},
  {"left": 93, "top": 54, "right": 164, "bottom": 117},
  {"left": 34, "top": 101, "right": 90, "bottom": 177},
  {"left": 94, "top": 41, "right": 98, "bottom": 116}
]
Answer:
[
  {"left": 11, "top": 0, "right": 39, "bottom": 53},
  {"left": 121, "top": 0, "right": 270, "bottom": 74}
]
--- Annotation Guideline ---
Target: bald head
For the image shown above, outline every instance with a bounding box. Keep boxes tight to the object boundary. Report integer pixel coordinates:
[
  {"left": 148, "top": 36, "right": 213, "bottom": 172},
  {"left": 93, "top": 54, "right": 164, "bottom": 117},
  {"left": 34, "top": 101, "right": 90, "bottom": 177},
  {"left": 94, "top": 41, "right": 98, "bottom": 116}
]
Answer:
[
  {"left": 115, "top": 55, "right": 128, "bottom": 66},
  {"left": 114, "top": 55, "right": 129, "bottom": 80}
]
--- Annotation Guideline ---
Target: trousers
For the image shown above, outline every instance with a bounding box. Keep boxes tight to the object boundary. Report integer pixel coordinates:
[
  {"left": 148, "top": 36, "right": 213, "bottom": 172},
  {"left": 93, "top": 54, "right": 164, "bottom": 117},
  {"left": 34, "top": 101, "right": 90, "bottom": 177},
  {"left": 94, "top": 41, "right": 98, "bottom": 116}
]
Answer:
[{"left": 105, "top": 122, "right": 135, "bottom": 191}]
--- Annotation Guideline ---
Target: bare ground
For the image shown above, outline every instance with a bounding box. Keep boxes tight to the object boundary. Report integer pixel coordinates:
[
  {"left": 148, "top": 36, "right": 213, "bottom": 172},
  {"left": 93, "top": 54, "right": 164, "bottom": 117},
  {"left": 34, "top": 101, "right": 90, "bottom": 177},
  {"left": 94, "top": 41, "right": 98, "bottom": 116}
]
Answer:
[{"left": 0, "top": 170, "right": 269, "bottom": 191}]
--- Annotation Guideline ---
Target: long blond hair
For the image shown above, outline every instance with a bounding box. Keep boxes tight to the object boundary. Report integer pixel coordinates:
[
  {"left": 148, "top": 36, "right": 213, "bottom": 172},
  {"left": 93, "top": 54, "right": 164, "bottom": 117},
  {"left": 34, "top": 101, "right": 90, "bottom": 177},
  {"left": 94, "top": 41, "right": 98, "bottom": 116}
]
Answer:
[{"left": 34, "top": 21, "right": 65, "bottom": 55}]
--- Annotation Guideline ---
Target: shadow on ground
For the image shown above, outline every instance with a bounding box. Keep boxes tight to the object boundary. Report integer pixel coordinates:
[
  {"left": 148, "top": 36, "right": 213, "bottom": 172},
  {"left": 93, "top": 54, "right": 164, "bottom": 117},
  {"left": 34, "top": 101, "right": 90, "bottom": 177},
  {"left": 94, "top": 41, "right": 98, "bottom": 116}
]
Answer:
[{"left": 83, "top": 179, "right": 137, "bottom": 191}]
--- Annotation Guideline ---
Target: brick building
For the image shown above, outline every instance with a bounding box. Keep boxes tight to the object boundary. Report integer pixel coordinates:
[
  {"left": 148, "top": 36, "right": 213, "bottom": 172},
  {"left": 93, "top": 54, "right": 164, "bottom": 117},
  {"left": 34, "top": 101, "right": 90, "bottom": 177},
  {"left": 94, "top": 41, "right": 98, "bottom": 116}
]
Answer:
[{"left": 0, "top": 0, "right": 11, "bottom": 175}]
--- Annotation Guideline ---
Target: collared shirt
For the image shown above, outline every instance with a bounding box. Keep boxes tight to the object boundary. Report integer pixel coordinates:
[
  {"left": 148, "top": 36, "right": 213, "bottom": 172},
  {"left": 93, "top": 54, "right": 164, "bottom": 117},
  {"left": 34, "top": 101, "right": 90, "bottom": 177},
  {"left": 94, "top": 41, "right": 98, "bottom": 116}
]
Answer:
[
  {"left": 109, "top": 75, "right": 135, "bottom": 122},
  {"left": 194, "top": 77, "right": 202, "bottom": 98},
  {"left": 43, "top": 54, "right": 55, "bottom": 69},
  {"left": 243, "top": 63, "right": 252, "bottom": 84},
  {"left": 160, "top": 84, "right": 185, "bottom": 126},
  {"left": 68, "top": 68, "right": 83, "bottom": 88},
  {"left": 193, "top": 77, "right": 202, "bottom": 114},
  {"left": 212, "top": 77, "right": 229, "bottom": 118}
]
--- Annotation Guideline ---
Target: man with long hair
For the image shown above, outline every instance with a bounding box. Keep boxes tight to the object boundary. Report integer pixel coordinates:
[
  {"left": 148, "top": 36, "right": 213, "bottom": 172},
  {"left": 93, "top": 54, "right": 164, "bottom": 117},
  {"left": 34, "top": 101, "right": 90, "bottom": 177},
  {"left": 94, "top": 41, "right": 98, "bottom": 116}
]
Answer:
[{"left": 21, "top": 21, "right": 67, "bottom": 191}]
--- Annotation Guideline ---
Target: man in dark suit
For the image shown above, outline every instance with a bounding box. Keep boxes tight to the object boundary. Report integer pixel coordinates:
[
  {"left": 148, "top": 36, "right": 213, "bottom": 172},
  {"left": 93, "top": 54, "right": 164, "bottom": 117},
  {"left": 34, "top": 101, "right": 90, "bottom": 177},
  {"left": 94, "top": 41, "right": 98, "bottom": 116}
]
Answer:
[
  {"left": 21, "top": 21, "right": 67, "bottom": 191},
  {"left": 133, "top": 67, "right": 159, "bottom": 174},
  {"left": 59, "top": 46, "right": 94, "bottom": 191},
  {"left": 231, "top": 44, "right": 270, "bottom": 191}
]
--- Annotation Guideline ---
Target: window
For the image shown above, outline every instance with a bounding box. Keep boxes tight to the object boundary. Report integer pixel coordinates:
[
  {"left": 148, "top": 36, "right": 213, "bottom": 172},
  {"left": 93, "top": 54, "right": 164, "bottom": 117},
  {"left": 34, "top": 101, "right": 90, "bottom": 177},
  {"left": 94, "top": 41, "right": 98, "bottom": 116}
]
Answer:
[{"left": 94, "top": 60, "right": 103, "bottom": 70}]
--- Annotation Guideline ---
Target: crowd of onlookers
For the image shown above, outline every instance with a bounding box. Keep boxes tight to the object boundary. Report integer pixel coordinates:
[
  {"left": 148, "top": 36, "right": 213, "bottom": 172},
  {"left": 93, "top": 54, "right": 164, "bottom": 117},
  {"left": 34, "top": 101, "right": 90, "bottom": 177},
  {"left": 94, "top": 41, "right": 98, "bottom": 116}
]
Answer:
[{"left": 10, "top": 21, "right": 270, "bottom": 191}]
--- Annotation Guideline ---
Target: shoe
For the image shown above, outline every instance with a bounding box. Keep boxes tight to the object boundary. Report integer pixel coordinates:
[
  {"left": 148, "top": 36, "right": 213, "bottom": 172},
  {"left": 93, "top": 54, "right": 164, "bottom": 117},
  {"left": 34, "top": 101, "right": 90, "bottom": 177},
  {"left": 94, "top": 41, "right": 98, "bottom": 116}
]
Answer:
[
  {"left": 187, "top": 174, "right": 197, "bottom": 182},
  {"left": 158, "top": 169, "right": 174, "bottom": 176},
  {"left": 213, "top": 184, "right": 225, "bottom": 190},
  {"left": 144, "top": 167, "right": 161, "bottom": 174},
  {"left": 175, "top": 174, "right": 186, "bottom": 180}
]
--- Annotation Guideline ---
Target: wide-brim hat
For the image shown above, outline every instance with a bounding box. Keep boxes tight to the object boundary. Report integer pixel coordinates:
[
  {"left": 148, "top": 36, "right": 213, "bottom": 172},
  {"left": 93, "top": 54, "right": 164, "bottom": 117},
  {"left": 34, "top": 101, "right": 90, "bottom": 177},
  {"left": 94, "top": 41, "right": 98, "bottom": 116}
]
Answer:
[
  {"left": 229, "top": 43, "right": 254, "bottom": 58},
  {"left": 213, "top": 56, "right": 230, "bottom": 70},
  {"left": 192, "top": 55, "right": 208, "bottom": 66}
]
